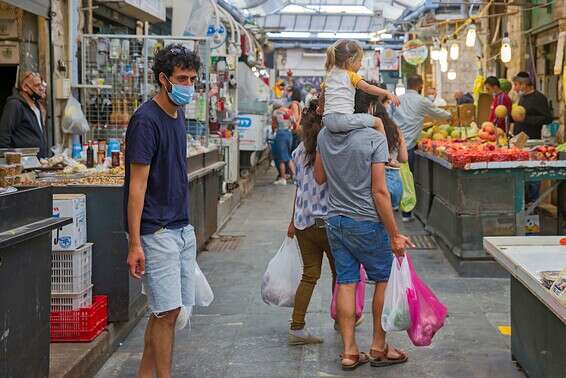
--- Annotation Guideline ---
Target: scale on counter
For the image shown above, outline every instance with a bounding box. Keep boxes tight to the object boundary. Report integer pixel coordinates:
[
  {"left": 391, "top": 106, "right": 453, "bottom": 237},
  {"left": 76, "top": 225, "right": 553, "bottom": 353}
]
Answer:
[{"left": 0, "top": 148, "right": 41, "bottom": 169}]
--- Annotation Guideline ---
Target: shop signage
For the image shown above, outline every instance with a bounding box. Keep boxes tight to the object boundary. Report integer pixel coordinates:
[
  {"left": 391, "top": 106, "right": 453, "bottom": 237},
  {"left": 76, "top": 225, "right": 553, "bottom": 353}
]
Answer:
[
  {"left": 237, "top": 117, "right": 252, "bottom": 129},
  {"left": 380, "top": 48, "right": 399, "bottom": 71}
]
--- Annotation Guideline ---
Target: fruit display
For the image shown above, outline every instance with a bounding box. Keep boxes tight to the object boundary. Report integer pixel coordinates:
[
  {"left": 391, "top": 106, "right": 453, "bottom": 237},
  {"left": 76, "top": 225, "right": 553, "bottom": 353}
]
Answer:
[
  {"left": 511, "top": 104, "right": 526, "bottom": 121},
  {"left": 530, "top": 145, "right": 558, "bottom": 161},
  {"left": 495, "top": 105, "right": 508, "bottom": 119}
]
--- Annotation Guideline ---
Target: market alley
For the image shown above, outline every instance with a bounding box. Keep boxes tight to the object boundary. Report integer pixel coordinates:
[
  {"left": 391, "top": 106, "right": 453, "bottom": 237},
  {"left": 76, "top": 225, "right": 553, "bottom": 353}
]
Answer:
[{"left": 95, "top": 168, "right": 523, "bottom": 378}]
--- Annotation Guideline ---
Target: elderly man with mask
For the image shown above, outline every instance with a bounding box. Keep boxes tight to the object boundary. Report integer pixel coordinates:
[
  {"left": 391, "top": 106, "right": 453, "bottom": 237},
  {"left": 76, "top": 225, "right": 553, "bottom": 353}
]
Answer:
[
  {"left": 0, "top": 71, "right": 49, "bottom": 158},
  {"left": 512, "top": 71, "right": 553, "bottom": 139}
]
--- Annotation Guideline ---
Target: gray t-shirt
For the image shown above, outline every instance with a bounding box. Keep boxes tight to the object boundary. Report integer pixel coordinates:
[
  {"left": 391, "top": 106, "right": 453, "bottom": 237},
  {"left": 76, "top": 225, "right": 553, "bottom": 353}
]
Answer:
[{"left": 317, "top": 127, "right": 389, "bottom": 222}]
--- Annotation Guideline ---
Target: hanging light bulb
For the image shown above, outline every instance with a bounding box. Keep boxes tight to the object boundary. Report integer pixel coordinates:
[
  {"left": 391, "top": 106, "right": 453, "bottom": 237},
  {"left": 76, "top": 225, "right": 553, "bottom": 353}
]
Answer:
[
  {"left": 447, "top": 69, "right": 457, "bottom": 80},
  {"left": 501, "top": 32, "right": 512, "bottom": 63},
  {"left": 466, "top": 23, "right": 477, "bottom": 48},
  {"left": 430, "top": 41, "right": 441, "bottom": 61},
  {"left": 440, "top": 61, "right": 448, "bottom": 73},
  {"left": 439, "top": 46, "right": 448, "bottom": 66},
  {"left": 450, "top": 41, "right": 459, "bottom": 60}
]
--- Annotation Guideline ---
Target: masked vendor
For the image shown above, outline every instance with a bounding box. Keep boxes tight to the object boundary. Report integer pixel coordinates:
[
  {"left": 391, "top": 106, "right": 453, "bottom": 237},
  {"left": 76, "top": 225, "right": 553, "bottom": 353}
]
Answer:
[
  {"left": 0, "top": 71, "right": 49, "bottom": 158},
  {"left": 512, "top": 71, "right": 553, "bottom": 139}
]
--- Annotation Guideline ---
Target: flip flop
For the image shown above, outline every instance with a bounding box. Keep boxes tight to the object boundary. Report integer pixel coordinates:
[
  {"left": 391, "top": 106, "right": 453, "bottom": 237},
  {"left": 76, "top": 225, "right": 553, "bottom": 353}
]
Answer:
[
  {"left": 340, "top": 352, "right": 370, "bottom": 371},
  {"left": 369, "top": 344, "right": 408, "bottom": 367}
]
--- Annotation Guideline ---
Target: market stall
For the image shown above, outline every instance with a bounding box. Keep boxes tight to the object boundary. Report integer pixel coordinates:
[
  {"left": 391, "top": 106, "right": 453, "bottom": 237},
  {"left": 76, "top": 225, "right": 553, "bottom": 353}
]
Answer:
[
  {"left": 415, "top": 122, "right": 566, "bottom": 274},
  {"left": 483, "top": 236, "right": 566, "bottom": 377}
]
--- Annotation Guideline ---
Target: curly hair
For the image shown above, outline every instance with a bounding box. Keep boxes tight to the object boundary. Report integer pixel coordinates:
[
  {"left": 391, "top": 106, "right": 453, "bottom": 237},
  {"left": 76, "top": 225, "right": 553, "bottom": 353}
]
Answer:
[
  {"left": 301, "top": 99, "right": 322, "bottom": 167},
  {"left": 152, "top": 44, "right": 201, "bottom": 85}
]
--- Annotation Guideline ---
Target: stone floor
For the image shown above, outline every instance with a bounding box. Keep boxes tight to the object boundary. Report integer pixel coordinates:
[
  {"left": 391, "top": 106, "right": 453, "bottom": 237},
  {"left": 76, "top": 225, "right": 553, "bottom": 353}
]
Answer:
[{"left": 95, "top": 168, "right": 524, "bottom": 378}]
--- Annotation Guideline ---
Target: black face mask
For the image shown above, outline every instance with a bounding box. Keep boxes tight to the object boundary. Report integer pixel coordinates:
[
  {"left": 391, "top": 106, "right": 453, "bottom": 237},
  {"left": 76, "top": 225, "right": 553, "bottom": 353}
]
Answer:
[{"left": 30, "top": 91, "right": 42, "bottom": 102}]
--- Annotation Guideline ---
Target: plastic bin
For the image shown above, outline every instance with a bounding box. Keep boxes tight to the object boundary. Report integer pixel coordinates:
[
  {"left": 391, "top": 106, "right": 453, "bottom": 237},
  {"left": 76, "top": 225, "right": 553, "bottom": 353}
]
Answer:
[
  {"left": 50, "top": 295, "right": 108, "bottom": 342},
  {"left": 51, "top": 285, "right": 92, "bottom": 312},
  {"left": 51, "top": 243, "right": 92, "bottom": 293}
]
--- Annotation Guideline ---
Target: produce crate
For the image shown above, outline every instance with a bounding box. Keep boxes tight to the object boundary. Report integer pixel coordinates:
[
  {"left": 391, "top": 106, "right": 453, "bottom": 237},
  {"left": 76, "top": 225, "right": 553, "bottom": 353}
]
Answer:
[
  {"left": 51, "top": 285, "right": 92, "bottom": 312},
  {"left": 50, "top": 295, "right": 108, "bottom": 342},
  {"left": 432, "top": 162, "right": 515, "bottom": 214},
  {"left": 426, "top": 196, "right": 516, "bottom": 259},
  {"left": 51, "top": 243, "right": 92, "bottom": 293}
]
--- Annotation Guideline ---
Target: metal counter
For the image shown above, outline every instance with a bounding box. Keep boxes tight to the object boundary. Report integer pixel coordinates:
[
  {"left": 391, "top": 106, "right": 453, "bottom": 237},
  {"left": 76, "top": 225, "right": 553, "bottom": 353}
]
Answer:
[
  {"left": 484, "top": 237, "right": 566, "bottom": 377},
  {"left": 0, "top": 187, "right": 70, "bottom": 377}
]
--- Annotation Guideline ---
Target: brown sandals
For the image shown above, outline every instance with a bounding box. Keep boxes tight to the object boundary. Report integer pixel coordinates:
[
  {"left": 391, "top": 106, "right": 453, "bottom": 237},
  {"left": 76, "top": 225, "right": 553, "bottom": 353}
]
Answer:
[
  {"left": 340, "top": 352, "right": 370, "bottom": 371},
  {"left": 369, "top": 344, "right": 408, "bottom": 367}
]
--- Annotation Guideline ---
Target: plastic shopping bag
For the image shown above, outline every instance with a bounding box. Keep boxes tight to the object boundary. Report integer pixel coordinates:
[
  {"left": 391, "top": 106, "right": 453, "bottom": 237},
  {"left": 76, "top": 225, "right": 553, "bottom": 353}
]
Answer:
[
  {"left": 195, "top": 263, "right": 214, "bottom": 307},
  {"left": 381, "top": 257, "right": 411, "bottom": 332},
  {"left": 61, "top": 96, "right": 90, "bottom": 135},
  {"left": 261, "top": 237, "right": 302, "bottom": 307},
  {"left": 399, "top": 163, "right": 417, "bottom": 213},
  {"left": 331, "top": 265, "right": 366, "bottom": 320},
  {"left": 406, "top": 254, "right": 448, "bottom": 346}
]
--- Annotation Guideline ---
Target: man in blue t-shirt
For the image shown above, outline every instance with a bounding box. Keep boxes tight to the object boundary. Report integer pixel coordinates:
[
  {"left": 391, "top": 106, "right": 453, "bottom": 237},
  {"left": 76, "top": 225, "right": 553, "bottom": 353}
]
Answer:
[{"left": 124, "top": 44, "right": 200, "bottom": 377}]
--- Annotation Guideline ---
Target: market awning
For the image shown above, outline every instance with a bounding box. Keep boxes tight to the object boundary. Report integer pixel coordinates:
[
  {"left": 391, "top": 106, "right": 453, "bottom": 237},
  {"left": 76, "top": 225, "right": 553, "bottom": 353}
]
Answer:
[{"left": 3, "top": 0, "right": 49, "bottom": 18}]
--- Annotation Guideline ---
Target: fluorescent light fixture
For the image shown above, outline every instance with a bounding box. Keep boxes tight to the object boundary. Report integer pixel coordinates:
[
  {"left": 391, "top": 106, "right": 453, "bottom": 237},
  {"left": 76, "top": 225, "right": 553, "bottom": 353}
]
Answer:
[
  {"left": 466, "top": 24, "right": 477, "bottom": 48},
  {"left": 380, "top": 33, "right": 393, "bottom": 39},
  {"left": 450, "top": 42, "right": 459, "bottom": 60},
  {"left": 279, "top": 4, "right": 315, "bottom": 14},
  {"left": 317, "top": 32, "right": 373, "bottom": 39},
  {"left": 501, "top": 33, "right": 512, "bottom": 63},
  {"left": 266, "top": 32, "right": 311, "bottom": 39}
]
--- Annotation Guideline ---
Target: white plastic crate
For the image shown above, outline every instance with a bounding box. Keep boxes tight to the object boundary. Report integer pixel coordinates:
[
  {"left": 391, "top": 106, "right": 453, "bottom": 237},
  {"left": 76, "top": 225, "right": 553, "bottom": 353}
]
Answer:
[
  {"left": 51, "top": 243, "right": 92, "bottom": 293},
  {"left": 51, "top": 285, "right": 92, "bottom": 312}
]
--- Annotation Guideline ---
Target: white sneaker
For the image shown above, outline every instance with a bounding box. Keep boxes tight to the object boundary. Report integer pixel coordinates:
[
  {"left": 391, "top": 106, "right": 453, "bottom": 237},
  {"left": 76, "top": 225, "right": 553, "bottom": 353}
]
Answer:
[
  {"left": 274, "top": 178, "right": 287, "bottom": 186},
  {"left": 402, "top": 215, "right": 414, "bottom": 222}
]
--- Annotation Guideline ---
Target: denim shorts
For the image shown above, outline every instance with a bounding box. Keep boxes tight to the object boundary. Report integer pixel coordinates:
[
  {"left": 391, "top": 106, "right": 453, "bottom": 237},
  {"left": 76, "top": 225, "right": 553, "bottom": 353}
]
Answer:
[
  {"left": 272, "top": 129, "right": 293, "bottom": 163},
  {"left": 140, "top": 225, "right": 197, "bottom": 315},
  {"left": 326, "top": 216, "right": 393, "bottom": 284},
  {"left": 386, "top": 168, "right": 403, "bottom": 209}
]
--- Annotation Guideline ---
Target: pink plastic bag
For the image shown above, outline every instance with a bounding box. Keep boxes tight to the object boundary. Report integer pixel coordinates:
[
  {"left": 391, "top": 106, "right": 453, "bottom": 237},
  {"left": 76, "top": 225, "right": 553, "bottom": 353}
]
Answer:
[
  {"left": 330, "top": 265, "right": 366, "bottom": 320},
  {"left": 406, "top": 254, "right": 448, "bottom": 346}
]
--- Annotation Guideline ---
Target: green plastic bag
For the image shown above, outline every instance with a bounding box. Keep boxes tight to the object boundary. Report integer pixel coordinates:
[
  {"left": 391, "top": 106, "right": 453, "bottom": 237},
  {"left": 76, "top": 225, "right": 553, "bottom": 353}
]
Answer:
[{"left": 400, "top": 163, "right": 416, "bottom": 213}]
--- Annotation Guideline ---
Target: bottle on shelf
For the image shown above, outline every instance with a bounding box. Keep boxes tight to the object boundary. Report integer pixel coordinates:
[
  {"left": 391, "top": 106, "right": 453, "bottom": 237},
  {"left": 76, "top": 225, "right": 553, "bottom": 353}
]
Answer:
[{"left": 86, "top": 141, "right": 94, "bottom": 168}]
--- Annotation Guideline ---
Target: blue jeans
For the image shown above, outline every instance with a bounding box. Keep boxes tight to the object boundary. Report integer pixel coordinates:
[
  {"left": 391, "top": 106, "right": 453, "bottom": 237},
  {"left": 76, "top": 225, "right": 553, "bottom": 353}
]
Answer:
[
  {"left": 139, "top": 225, "right": 197, "bottom": 315},
  {"left": 386, "top": 169, "right": 403, "bottom": 209},
  {"left": 326, "top": 216, "right": 393, "bottom": 284}
]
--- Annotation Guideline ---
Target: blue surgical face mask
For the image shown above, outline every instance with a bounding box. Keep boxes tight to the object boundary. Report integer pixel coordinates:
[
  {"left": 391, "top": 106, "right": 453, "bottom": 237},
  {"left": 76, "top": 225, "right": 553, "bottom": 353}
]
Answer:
[{"left": 166, "top": 78, "right": 194, "bottom": 106}]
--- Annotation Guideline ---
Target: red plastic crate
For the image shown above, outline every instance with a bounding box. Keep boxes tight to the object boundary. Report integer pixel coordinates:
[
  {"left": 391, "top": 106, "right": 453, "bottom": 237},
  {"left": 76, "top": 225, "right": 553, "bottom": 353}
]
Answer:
[{"left": 50, "top": 295, "right": 108, "bottom": 342}]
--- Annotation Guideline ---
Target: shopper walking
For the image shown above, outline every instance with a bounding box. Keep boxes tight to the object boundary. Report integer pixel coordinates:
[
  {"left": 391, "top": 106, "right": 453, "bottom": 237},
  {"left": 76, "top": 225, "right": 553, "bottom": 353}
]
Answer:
[
  {"left": 287, "top": 99, "right": 337, "bottom": 345},
  {"left": 272, "top": 103, "right": 296, "bottom": 185},
  {"left": 314, "top": 98, "right": 413, "bottom": 371},
  {"left": 289, "top": 86, "right": 303, "bottom": 153},
  {"left": 390, "top": 75, "right": 450, "bottom": 222},
  {"left": 124, "top": 44, "right": 199, "bottom": 378}
]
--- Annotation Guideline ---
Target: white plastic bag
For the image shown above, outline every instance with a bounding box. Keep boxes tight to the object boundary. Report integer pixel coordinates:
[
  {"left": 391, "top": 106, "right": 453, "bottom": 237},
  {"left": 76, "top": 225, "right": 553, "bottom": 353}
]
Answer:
[
  {"left": 194, "top": 263, "right": 214, "bottom": 307},
  {"left": 61, "top": 96, "right": 90, "bottom": 135},
  {"left": 261, "top": 237, "right": 302, "bottom": 307},
  {"left": 381, "top": 256, "right": 412, "bottom": 332}
]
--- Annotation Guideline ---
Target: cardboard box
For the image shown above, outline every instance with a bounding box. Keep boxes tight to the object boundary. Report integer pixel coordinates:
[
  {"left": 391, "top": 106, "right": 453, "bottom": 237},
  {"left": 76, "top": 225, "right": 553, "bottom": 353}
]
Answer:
[
  {"left": 52, "top": 194, "right": 87, "bottom": 251},
  {"left": 458, "top": 104, "right": 476, "bottom": 126},
  {"left": 439, "top": 105, "right": 459, "bottom": 127}
]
